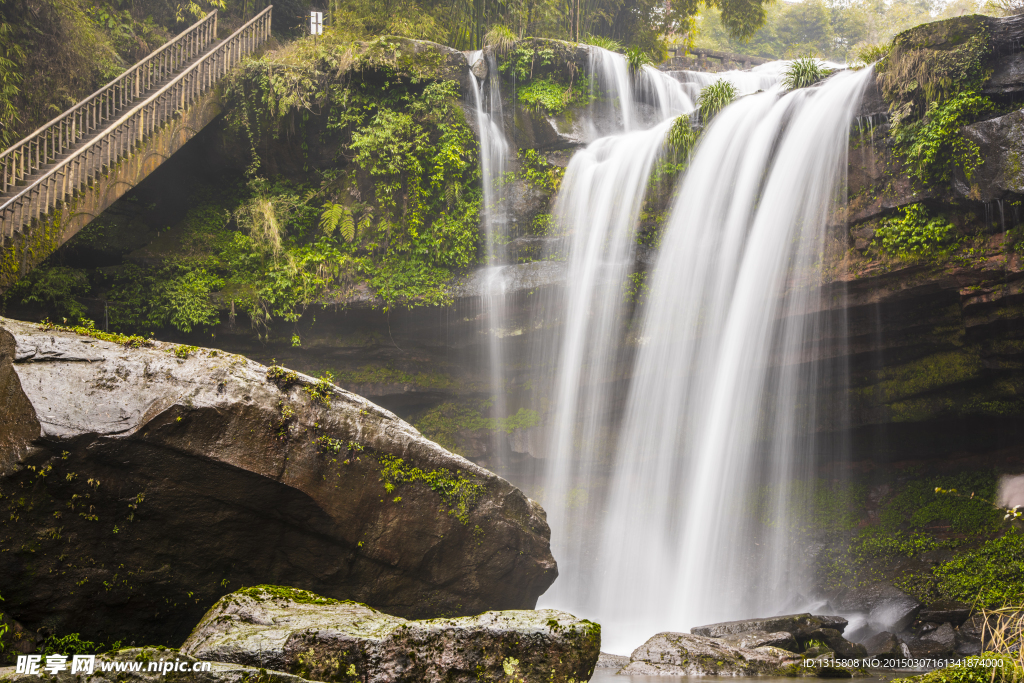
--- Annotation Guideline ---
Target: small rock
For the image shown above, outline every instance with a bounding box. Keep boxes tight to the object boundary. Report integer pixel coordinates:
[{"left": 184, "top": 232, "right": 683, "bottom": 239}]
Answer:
[
  {"left": 919, "top": 601, "right": 972, "bottom": 626},
  {"left": 863, "top": 631, "right": 902, "bottom": 657},
  {"left": 470, "top": 56, "right": 487, "bottom": 79},
  {"left": 181, "top": 586, "right": 600, "bottom": 683},
  {"left": 805, "top": 628, "right": 868, "bottom": 658},
  {"left": 622, "top": 632, "right": 798, "bottom": 676},
  {"left": 923, "top": 623, "right": 956, "bottom": 650},
  {"left": 595, "top": 651, "right": 629, "bottom": 669},
  {"left": 904, "top": 638, "right": 953, "bottom": 658}
]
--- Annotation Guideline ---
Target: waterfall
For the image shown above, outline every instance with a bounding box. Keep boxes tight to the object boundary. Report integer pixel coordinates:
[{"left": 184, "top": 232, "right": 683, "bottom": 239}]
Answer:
[
  {"left": 535, "top": 62, "right": 874, "bottom": 654},
  {"left": 467, "top": 50, "right": 512, "bottom": 471}
]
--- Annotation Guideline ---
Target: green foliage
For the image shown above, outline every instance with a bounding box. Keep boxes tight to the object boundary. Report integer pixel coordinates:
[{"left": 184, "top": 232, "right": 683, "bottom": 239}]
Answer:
[
  {"left": 172, "top": 344, "right": 199, "bottom": 359},
  {"left": 320, "top": 202, "right": 356, "bottom": 242},
  {"left": 376, "top": 452, "right": 484, "bottom": 524},
  {"left": 892, "top": 91, "right": 993, "bottom": 187},
  {"left": 585, "top": 34, "right": 623, "bottom": 52},
  {"left": 160, "top": 269, "right": 224, "bottom": 334},
  {"left": 891, "top": 654, "right": 1023, "bottom": 683},
  {"left": 853, "top": 529, "right": 950, "bottom": 559},
  {"left": 667, "top": 116, "right": 699, "bottom": 159},
  {"left": 498, "top": 44, "right": 555, "bottom": 80},
  {"left": 303, "top": 370, "right": 336, "bottom": 406},
  {"left": 517, "top": 149, "right": 564, "bottom": 193},
  {"left": 483, "top": 24, "right": 517, "bottom": 54},
  {"left": 0, "top": 22, "right": 24, "bottom": 150},
  {"left": 237, "top": 585, "right": 341, "bottom": 605},
  {"left": 517, "top": 78, "right": 589, "bottom": 116},
  {"left": 850, "top": 41, "right": 891, "bottom": 69},
  {"left": 874, "top": 203, "right": 957, "bottom": 259},
  {"left": 38, "top": 319, "right": 152, "bottom": 349},
  {"left": 877, "top": 470, "right": 1002, "bottom": 535},
  {"left": 41, "top": 633, "right": 97, "bottom": 656},
  {"left": 415, "top": 401, "right": 541, "bottom": 453},
  {"left": 879, "top": 17, "right": 993, "bottom": 121},
  {"left": 932, "top": 531, "right": 1024, "bottom": 606},
  {"left": 781, "top": 57, "right": 830, "bottom": 90},
  {"left": 625, "top": 46, "right": 653, "bottom": 73},
  {"left": 8, "top": 266, "right": 90, "bottom": 322},
  {"left": 697, "top": 79, "right": 737, "bottom": 125}
]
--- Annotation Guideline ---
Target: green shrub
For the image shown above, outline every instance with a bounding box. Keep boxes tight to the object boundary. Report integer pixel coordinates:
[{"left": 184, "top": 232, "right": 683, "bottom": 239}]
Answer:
[
  {"left": 932, "top": 531, "right": 1024, "bottom": 606},
  {"left": 697, "top": 79, "right": 737, "bottom": 125},
  {"left": 874, "top": 203, "right": 957, "bottom": 259},
  {"left": 781, "top": 57, "right": 830, "bottom": 89},
  {"left": 892, "top": 91, "right": 993, "bottom": 187},
  {"left": 625, "top": 46, "right": 652, "bottom": 73},
  {"left": 517, "top": 78, "right": 589, "bottom": 115},
  {"left": 585, "top": 34, "right": 623, "bottom": 52}
]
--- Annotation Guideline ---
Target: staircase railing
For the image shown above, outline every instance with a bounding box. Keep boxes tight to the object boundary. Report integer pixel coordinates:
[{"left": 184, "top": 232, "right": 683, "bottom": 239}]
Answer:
[
  {"left": 0, "top": 10, "right": 219, "bottom": 194},
  {"left": 0, "top": 6, "right": 272, "bottom": 243}
]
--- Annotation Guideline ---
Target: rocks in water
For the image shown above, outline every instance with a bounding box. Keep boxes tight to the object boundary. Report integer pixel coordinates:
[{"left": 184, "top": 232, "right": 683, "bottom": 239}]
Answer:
[
  {"left": 2, "top": 648, "right": 321, "bottom": 683},
  {"left": 181, "top": 586, "right": 600, "bottom": 683},
  {"left": 691, "top": 613, "right": 849, "bottom": 639},
  {"left": 0, "top": 318, "right": 556, "bottom": 646},
  {"left": 919, "top": 601, "right": 972, "bottom": 627},
  {"left": 863, "top": 631, "right": 902, "bottom": 658},
  {"left": 804, "top": 628, "right": 867, "bottom": 658},
  {"left": 832, "top": 583, "right": 922, "bottom": 635},
  {"left": 620, "top": 632, "right": 800, "bottom": 676},
  {"left": 719, "top": 630, "right": 800, "bottom": 652},
  {"left": 595, "top": 652, "right": 630, "bottom": 670},
  {"left": 922, "top": 622, "right": 956, "bottom": 651}
]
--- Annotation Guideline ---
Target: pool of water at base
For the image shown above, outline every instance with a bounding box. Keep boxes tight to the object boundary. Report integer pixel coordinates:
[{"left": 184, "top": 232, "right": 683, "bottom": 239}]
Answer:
[{"left": 590, "top": 673, "right": 901, "bottom": 683}]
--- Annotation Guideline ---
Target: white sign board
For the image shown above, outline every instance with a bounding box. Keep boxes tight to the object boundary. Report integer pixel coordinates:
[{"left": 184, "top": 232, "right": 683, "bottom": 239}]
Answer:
[{"left": 310, "top": 11, "right": 323, "bottom": 35}]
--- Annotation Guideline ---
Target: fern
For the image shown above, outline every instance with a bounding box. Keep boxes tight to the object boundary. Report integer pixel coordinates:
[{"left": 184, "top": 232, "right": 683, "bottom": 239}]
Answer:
[{"left": 320, "top": 202, "right": 356, "bottom": 242}]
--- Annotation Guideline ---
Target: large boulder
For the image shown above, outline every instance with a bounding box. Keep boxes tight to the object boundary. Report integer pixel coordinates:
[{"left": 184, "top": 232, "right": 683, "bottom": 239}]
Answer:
[
  {"left": 0, "top": 318, "right": 556, "bottom": 646},
  {"left": 621, "top": 632, "right": 800, "bottom": 676},
  {"left": 181, "top": 586, "right": 600, "bottom": 683},
  {"left": 831, "top": 583, "right": 921, "bottom": 636}
]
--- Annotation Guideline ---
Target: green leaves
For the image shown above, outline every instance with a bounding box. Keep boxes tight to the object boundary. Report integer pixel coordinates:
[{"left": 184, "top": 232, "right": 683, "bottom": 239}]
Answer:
[
  {"left": 892, "top": 91, "right": 993, "bottom": 187},
  {"left": 320, "top": 203, "right": 356, "bottom": 242},
  {"left": 625, "top": 46, "right": 653, "bottom": 74},
  {"left": 781, "top": 57, "right": 831, "bottom": 90},
  {"left": 874, "top": 203, "right": 958, "bottom": 259},
  {"left": 696, "top": 79, "right": 737, "bottom": 125}
]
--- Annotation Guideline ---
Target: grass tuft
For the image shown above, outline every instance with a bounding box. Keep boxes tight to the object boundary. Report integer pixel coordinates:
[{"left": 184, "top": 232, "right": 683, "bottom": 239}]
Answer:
[
  {"left": 697, "top": 79, "right": 737, "bottom": 125},
  {"left": 781, "top": 57, "right": 831, "bottom": 90}
]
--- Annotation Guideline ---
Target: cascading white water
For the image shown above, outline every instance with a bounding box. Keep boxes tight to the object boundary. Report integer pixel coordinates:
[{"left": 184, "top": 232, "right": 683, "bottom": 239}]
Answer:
[
  {"left": 467, "top": 51, "right": 512, "bottom": 470},
  {"left": 534, "top": 51, "right": 873, "bottom": 653},
  {"left": 585, "top": 47, "right": 694, "bottom": 137},
  {"left": 590, "top": 66, "right": 875, "bottom": 653}
]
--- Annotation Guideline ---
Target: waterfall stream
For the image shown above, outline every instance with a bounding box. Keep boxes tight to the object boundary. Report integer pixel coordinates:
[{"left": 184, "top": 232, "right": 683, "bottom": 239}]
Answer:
[
  {"left": 533, "top": 60, "right": 874, "bottom": 653},
  {"left": 467, "top": 51, "right": 512, "bottom": 470}
]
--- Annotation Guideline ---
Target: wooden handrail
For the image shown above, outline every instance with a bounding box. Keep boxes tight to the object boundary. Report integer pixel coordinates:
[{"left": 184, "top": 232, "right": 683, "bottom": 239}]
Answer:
[
  {"left": 0, "top": 6, "right": 272, "bottom": 240},
  {"left": 0, "top": 10, "right": 219, "bottom": 193}
]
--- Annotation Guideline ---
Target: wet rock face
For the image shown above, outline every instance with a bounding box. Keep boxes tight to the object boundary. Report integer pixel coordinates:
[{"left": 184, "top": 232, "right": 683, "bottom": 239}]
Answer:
[
  {"left": 832, "top": 583, "right": 922, "bottom": 636},
  {"left": 960, "top": 109, "right": 1024, "bottom": 201},
  {"left": 0, "top": 318, "right": 556, "bottom": 647},
  {"left": 181, "top": 586, "right": 600, "bottom": 683},
  {"left": 621, "top": 632, "right": 800, "bottom": 676}
]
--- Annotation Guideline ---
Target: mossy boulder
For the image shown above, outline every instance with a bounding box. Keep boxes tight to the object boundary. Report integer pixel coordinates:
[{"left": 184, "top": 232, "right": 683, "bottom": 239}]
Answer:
[
  {"left": 620, "top": 632, "right": 800, "bottom": 676},
  {"left": 0, "top": 317, "right": 556, "bottom": 647},
  {"left": 181, "top": 586, "right": 600, "bottom": 683}
]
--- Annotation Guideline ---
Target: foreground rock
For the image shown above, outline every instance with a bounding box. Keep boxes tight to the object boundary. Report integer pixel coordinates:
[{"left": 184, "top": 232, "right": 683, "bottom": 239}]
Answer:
[
  {"left": 0, "top": 318, "right": 556, "bottom": 646},
  {"left": 621, "top": 632, "right": 800, "bottom": 676},
  {"left": 0, "top": 649, "right": 319, "bottom": 683},
  {"left": 181, "top": 586, "right": 600, "bottom": 682}
]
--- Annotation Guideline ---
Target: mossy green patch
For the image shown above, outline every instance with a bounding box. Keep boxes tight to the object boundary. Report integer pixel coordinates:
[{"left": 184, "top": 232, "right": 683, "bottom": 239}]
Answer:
[
  {"left": 236, "top": 585, "right": 342, "bottom": 605},
  {"left": 375, "top": 453, "right": 483, "bottom": 525},
  {"left": 36, "top": 318, "right": 153, "bottom": 349}
]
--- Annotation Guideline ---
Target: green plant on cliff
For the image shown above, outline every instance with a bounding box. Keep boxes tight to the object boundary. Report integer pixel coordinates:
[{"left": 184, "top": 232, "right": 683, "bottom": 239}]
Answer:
[
  {"left": 873, "top": 203, "right": 957, "bottom": 259},
  {"left": 930, "top": 530, "right": 1024, "bottom": 606},
  {"left": 517, "top": 77, "right": 590, "bottom": 116},
  {"left": 376, "top": 452, "right": 483, "bottom": 524},
  {"left": 781, "top": 57, "right": 830, "bottom": 89},
  {"left": 878, "top": 17, "right": 992, "bottom": 122},
  {"left": 697, "top": 79, "right": 737, "bottom": 125},
  {"left": 891, "top": 91, "right": 993, "bottom": 187},
  {"left": 518, "top": 149, "right": 564, "bottom": 194}
]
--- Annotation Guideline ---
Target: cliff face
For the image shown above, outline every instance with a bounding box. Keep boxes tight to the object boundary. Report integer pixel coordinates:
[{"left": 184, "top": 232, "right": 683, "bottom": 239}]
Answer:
[{"left": 0, "top": 318, "right": 556, "bottom": 646}]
